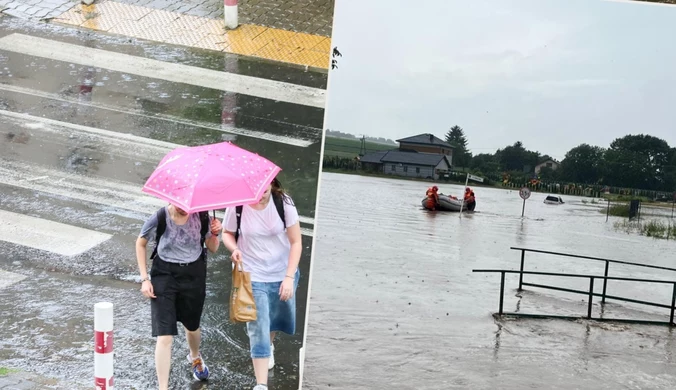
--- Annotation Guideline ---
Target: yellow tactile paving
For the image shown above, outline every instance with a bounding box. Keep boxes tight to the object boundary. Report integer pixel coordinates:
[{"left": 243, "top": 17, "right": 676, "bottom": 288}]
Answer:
[
  {"left": 200, "top": 19, "right": 226, "bottom": 36},
  {"left": 135, "top": 24, "right": 175, "bottom": 42},
  {"left": 163, "top": 30, "right": 210, "bottom": 47},
  {"left": 51, "top": 0, "right": 330, "bottom": 69},
  {"left": 138, "top": 9, "right": 180, "bottom": 26},
  {"left": 193, "top": 34, "right": 230, "bottom": 52},
  {"left": 107, "top": 19, "right": 148, "bottom": 36},
  {"left": 311, "top": 38, "right": 331, "bottom": 53},
  {"left": 86, "top": 1, "right": 151, "bottom": 21},
  {"left": 81, "top": 15, "right": 122, "bottom": 32},
  {"left": 51, "top": 7, "right": 88, "bottom": 25},
  {"left": 169, "top": 14, "right": 210, "bottom": 31},
  {"left": 286, "top": 32, "right": 326, "bottom": 51},
  {"left": 254, "top": 41, "right": 301, "bottom": 64},
  {"left": 253, "top": 28, "right": 297, "bottom": 46},
  {"left": 291, "top": 49, "right": 329, "bottom": 68}
]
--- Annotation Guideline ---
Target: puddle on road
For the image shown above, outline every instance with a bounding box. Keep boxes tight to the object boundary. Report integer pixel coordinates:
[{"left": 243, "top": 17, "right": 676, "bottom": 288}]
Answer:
[{"left": 0, "top": 264, "right": 303, "bottom": 390}]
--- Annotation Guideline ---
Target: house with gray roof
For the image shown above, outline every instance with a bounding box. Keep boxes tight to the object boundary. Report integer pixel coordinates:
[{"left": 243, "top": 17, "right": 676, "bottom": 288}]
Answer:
[
  {"left": 396, "top": 133, "right": 454, "bottom": 157},
  {"left": 359, "top": 133, "right": 454, "bottom": 180}
]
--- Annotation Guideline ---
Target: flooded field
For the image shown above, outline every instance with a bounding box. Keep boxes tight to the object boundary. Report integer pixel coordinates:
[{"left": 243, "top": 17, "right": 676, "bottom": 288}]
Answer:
[{"left": 304, "top": 173, "right": 676, "bottom": 390}]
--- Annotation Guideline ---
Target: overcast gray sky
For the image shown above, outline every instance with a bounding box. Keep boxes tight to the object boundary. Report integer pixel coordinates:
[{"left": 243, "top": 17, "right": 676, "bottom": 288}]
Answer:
[{"left": 324, "top": 0, "right": 676, "bottom": 160}]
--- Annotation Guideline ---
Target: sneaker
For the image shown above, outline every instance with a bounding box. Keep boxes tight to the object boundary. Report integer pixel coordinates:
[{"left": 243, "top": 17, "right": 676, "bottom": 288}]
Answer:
[
  {"left": 268, "top": 343, "right": 275, "bottom": 370},
  {"left": 253, "top": 385, "right": 268, "bottom": 390},
  {"left": 187, "top": 353, "right": 210, "bottom": 381}
]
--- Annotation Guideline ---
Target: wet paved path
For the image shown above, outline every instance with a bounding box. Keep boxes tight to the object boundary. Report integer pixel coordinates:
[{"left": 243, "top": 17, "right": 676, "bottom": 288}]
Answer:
[
  {"left": 0, "top": 16, "right": 324, "bottom": 389},
  {"left": 49, "top": 0, "right": 332, "bottom": 69},
  {"left": 0, "top": 0, "right": 334, "bottom": 36},
  {"left": 0, "top": 370, "right": 87, "bottom": 389},
  {"left": 1, "top": 0, "right": 334, "bottom": 68}
]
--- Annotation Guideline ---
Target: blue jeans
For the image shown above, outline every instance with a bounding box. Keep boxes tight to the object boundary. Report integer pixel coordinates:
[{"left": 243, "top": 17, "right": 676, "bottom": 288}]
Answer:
[{"left": 246, "top": 269, "right": 300, "bottom": 359}]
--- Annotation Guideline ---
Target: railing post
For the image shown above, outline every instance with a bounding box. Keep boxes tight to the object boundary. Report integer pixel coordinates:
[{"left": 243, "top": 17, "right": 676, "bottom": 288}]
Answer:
[
  {"left": 224, "top": 0, "right": 238, "bottom": 29},
  {"left": 499, "top": 271, "right": 505, "bottom": 315},
  {"left": 671, "top": 283, "right": 676, "bottom": 326},
  {"left": 518, "top": 250, "right": 525, "bottom": 290},
  {"left": 602, "top": 261, "right": 609, "bottom": 304},
  {"left": 94, "top": 302, "right": 114, "bottom": 390},
  {"left": 587, "top": 277, "right": 594, "bottom": 319}
]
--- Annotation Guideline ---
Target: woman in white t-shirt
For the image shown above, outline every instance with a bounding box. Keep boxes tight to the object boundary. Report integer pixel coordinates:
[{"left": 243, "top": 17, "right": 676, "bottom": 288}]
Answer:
[{"left": 222, "top": 178, "right": 302, "bottom": 390}]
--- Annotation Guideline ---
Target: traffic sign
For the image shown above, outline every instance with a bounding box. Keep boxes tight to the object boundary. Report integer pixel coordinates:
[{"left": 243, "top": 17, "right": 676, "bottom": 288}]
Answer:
[{"left": 519, "top": 187, "right": 531, "bottom": 200}]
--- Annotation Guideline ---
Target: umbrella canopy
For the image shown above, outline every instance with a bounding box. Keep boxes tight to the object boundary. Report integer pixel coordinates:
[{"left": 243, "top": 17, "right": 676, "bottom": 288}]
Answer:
[{"left": 142, "top": 142, "right": 281, "bottom": 213}]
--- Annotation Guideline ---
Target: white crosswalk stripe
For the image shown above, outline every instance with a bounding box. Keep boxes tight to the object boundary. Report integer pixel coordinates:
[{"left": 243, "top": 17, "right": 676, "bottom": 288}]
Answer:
[
  {"left": 0, "top": 33, "right": 318, "bottom": 259},
  {"left": 0, "top": 84, "right": 319, "bottom": 147},
  {"left": 0, "top": 112, "right": 315, "bottom": 236},
  {"left": 0, "top": 209, "right": 113, "bottom": 256},
  {"left": 0, "top": 269, "right": 27, "bottom": 290},
  {"left": 0, "top": 33, "right": 326, "bottom": 108}
]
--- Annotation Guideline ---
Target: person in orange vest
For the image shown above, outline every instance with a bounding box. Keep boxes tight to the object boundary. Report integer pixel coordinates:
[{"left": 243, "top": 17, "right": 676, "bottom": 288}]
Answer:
[
  {"left": 425, "top": 186, "right": 440, "bottom": 210},
  {"left": 464, "top": 187, "right": 476, "bottom": 211}
]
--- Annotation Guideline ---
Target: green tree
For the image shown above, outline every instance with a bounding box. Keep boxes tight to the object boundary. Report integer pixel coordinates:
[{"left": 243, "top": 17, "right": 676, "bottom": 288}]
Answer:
[
  {"left": 496, "top": 141, "right": 539, "bottom": 172},
  {"left": 538, "top": 166, "right": 561, "bottom": 182},
  {"left": 470, "top": 153, "right": 501, "bottom": 179},
  {"left": 604, "top": 134, "right": 671, "bottom": 191},
  {"left": 559, "top": 144, "right": 606, "bottom": 184},
  {"left": 662, "top": 147, "right": 676, "bottom": 192},
  {"left": 444, "top": 125, "right": 472, "bottom": 168}
]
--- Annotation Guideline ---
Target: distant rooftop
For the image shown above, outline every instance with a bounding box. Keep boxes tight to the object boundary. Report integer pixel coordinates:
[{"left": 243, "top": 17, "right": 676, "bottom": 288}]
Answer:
[
  {"left": 361, "top": 150, "right": 451, "bottom": 166},
  {"left": 396, "top": 133, "right": 455, "bottom": 149}
]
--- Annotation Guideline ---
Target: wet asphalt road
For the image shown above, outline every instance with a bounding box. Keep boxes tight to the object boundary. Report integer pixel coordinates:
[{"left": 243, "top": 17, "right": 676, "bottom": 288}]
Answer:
[{"left": 0, "top": 15, "right": 324, "bottom": 389}]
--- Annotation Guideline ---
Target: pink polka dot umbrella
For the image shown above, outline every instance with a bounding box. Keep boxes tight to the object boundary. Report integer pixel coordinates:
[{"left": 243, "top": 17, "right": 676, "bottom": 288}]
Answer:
[{"left": 142, "top": 141, "right": 281, "bottom": 213}]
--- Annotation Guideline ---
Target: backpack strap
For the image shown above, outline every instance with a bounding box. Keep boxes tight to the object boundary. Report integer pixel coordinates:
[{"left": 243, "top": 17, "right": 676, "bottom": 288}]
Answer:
[
  {"left": 272, "top": 192, "right": 286, "bottom": 230},
  {"left": 234, "top": 205, "right": 243, "bottom": 243},
  {"left": 234, "top": 194, "right": 286, "bottom": 243},
  {"left": 198, "top": 211, "right": 210, "bottom": 249},
  {"left": 150, "top": 207, "right": 167, "bottom": 260}
]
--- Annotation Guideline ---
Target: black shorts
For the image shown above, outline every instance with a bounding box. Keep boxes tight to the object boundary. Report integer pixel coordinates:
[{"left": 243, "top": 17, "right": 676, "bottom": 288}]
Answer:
[{"left": 150, "top": 254, "right": 207, "bottom": 337}]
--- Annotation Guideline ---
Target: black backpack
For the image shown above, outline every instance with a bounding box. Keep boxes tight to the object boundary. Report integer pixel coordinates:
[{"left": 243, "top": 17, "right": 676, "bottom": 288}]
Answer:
[
  {"left": 234, "top": 192, "right": 286, "bottom": 242},
  {"left": 150, "top": 207, "right": 210, "bottom": 260}
]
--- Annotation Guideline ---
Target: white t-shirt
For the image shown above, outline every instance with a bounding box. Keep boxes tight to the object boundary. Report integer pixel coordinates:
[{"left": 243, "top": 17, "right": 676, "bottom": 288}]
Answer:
[{"left": 224, "top": 195, "right": 300, "bottom": 283}]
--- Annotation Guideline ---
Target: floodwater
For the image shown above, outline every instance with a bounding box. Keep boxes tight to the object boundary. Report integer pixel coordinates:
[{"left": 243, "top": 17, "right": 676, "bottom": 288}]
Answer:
[
  {"left": 304, "top": 173, "right": 676, "bottom": 390},
  {"left": 0, "top": 16, "right": 321, "bottom": 390}
]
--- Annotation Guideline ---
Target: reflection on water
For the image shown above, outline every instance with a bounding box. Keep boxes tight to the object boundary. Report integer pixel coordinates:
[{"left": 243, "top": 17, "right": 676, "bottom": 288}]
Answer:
[{"left": 304, "top": 173, "right": 676, "bottom": 390}]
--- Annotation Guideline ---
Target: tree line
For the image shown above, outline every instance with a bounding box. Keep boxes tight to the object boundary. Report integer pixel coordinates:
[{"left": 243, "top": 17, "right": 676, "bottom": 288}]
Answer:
[
  {"left": 325, "top": 129, "right": 397, "bottom": 146},
  {"left": 445, "top": 126, "right": 676, "bottom": 192}
]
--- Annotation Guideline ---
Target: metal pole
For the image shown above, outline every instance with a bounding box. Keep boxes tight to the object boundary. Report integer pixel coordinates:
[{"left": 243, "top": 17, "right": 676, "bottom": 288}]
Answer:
[
  {"left": 671, "top": 196, "right": 674, "bottom": 219},
  {"left": 587, "top": 278, "right": 594, "bottom": 319},
  {"left": 606, "top": 199, "right": 610, "bottom": 222},
  {"left": 521, "top": 199, "right": 526, "bottom": 217},
  {"left": 459, "top": 172, "right": 469, "bottom": 215},
  {"left": 499, "top": 271, "right": 505, "bottom": 315},
  {"left": 671, "top": 283, "right": 676, "bottom": 326},
  {"left": 602, "top": 261, "right": 609, "bottom": 304},
  {"left": 224, "top": 0, "right": 238, "bottom": 29},
  {"left": 95, "top": 302, "right": 114, "bottom": 390},
  {"left": 518, "top": 250, "right": 525, "bottom": 290}
]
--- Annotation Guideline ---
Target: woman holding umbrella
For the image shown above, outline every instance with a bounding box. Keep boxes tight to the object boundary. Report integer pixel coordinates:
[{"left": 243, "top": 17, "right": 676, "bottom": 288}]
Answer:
[
  {"left": 222, "top": 177, "right": 302, "bottom": 390},
  {"left": 139, "top": 141, "right": 291, "bottom": 389}
]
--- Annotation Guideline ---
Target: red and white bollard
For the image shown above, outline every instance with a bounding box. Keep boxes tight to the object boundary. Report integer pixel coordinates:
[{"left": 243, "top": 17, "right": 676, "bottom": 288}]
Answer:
[
  {"left": 94, "top": 302, "right": 114, "bottom": 390},
  {"left": 224, "top": 0, "right": 238, "bottom": 29}
]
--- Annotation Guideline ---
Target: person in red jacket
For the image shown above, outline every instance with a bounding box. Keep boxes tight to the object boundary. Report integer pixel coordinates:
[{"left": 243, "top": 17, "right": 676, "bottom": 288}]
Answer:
[
  {"left": 464, "top": 187, "right": 476, "bottom": 211},
  {"left": 425, "top": 186, "right": 440, "bottom": 210}
]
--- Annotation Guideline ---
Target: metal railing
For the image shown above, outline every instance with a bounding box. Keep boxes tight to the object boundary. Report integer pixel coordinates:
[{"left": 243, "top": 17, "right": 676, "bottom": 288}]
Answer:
[
  {"left": 473, "top": 247, "right": 676, "bottom": 326},
  {"left": 513, "top": 247, "right": 676, "bottom": 304}
]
